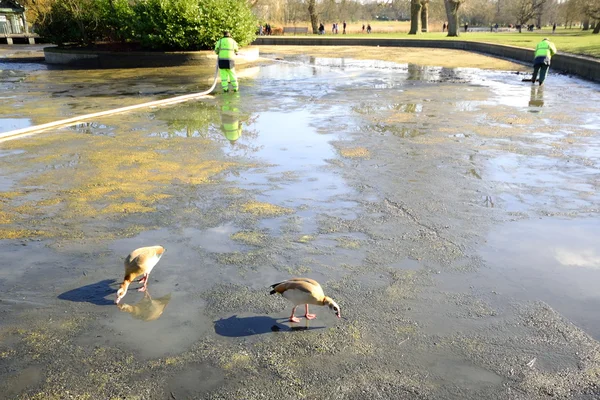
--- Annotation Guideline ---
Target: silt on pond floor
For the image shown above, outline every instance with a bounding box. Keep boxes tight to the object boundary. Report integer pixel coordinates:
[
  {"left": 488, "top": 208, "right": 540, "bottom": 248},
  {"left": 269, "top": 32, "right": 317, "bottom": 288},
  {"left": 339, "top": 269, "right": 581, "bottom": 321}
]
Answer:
[{"left": 0, "top": 46, "right": 599, "bottom": 399}]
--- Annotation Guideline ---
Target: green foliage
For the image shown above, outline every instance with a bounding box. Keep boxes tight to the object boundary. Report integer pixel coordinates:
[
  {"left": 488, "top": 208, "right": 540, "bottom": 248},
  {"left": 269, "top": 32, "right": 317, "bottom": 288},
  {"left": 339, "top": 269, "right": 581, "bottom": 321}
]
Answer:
[
  {"left": 132, "top": 0, "right": 256, "bottom": 50},
  {"left": 36, "top": 0, "right": 103, "bottom": 45},
  {"left": 131, "top": 0, "right": 205, "bottom": 50},
  {"left": 38, "top": 0, "right": 257, "bottom": 50},
  {"left": 97, "top": 0, "right": 136, "bottom": 42},
  {"left": 197, "top": 0, "right": 257, "bottom": 48}
]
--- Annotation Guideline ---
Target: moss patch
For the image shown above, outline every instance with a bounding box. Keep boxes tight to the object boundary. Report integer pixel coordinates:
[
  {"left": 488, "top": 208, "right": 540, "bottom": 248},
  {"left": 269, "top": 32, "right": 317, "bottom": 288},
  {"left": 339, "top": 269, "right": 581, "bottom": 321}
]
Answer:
[
  {"left": 339, "top": 147, "right": 371, "bottom": 159},
  {"left": 0, "top": 132, "right": 241, "bottom": 242},
  {"left": 239, "top": 201, "right": 294, "bottom": 217},
  {"left": 230, "top": 230, "right": 268, "bottom": 246}
]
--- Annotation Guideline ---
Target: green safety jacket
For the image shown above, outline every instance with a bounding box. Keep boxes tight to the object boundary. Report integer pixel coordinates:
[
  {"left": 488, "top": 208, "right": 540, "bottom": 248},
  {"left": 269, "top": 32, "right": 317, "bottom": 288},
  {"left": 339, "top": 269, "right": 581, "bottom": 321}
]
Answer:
[
  {"left": 534, "top": 39, "right": 557, "bottom": 62},
  {"left": 222, "top": 121, "right": 242, "bottom": 143},
  {"left": 215, "top": 37, "right": 239, "bottom": 60}
]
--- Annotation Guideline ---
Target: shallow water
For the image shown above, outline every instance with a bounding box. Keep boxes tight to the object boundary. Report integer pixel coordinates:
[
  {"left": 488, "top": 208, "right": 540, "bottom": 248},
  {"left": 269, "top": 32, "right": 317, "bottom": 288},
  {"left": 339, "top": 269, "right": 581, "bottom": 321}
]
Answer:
[{"left": 1, "top": 47, "right": 600, "bottom": 399}]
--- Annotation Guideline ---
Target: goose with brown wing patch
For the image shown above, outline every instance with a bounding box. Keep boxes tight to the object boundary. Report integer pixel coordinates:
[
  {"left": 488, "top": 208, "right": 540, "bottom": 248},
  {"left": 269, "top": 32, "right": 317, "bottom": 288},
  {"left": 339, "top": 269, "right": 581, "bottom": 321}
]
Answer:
[
  {"left": 115, "top": 245, "right": 165, "bottom": 304},
  {"left": 270, "top": 278, "right": 341, "bottom": 323}
]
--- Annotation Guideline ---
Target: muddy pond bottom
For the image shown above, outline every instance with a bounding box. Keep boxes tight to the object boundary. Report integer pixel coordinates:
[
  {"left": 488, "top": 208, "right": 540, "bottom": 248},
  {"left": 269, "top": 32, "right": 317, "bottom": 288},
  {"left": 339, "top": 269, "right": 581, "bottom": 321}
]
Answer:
[{"left": 0, "top": 49, "right": 599, "bottom": 399}]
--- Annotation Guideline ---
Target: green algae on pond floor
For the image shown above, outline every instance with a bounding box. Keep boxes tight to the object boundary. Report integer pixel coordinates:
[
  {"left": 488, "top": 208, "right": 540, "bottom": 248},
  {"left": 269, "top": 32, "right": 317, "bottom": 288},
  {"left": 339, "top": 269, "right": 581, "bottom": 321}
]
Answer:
[
  {"left": 0, "top": 128, "right": 244, "bottom": 242},
  {"left": 1, "top": 49, "right": 600, "bottom": 399}
]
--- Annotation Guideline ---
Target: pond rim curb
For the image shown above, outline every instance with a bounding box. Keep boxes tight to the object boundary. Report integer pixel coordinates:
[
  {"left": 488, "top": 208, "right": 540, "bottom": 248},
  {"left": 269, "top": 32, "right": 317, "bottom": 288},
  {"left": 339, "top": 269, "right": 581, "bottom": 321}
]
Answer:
[
  {"left": 43, "top": 46, "right": 260, "bottom": 69},
  {"left": 252, "top": 37, "right": 600, "bottom": 83}
]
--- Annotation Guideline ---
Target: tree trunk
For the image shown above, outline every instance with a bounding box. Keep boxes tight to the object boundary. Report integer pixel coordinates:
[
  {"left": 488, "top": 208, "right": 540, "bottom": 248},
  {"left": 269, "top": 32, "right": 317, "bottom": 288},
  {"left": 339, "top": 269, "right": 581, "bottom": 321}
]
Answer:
[
  {"left": 582, "top": 18, "right": 590, "bottom": 30},
  {"left": 307, "top": 0, "right": 318, "bottom": 34},
  {"left": 444, "top": 0, "right": 461, "bottom": 37},
  {"left": 594, "top": 20, "right": 600, "bottom": 33},
  {"left": 409, "top": 0, "right": 422, "bottom": 34},
  {"left": 421, "top": 0, "right": 429, "bottom": 32}
]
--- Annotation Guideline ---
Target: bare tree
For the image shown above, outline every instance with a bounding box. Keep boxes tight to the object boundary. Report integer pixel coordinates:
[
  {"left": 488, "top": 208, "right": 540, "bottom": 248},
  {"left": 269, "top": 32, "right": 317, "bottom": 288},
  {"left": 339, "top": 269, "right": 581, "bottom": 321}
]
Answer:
[
  {"left": 510, "top": 0, "right": 548, "bottom": 31},
  {"left": 308, "top": 0, "right": 318, "bottom": 33},
  {"left": 421, "top": 0, "right": 430, "bottom": 31},
  {"left": 580, "top": 0, "right": 600, "bottom": 32},
  {"left": 20, "top": 0, "right": 53, "bottom": 25},
  {"left": 444, "top": 0, "right": 466, "bottom": 36},
  {"left": 409, "top": 0, "right": 422, "bottom": 34}
]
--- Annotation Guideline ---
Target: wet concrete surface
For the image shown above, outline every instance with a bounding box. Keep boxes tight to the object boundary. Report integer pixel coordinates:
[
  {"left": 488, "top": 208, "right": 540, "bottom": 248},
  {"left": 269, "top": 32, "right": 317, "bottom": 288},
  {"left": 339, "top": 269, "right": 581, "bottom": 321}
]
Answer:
[{"left": 1, "top": 46, "right": 600, "bottom": 399}]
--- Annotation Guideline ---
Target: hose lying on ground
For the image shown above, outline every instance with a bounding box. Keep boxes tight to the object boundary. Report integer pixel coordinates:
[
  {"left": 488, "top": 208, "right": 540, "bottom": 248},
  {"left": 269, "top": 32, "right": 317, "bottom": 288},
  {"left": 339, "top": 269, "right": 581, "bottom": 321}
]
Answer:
[{"left": 0, "top": 61, "right": 220, "bottom": 142}]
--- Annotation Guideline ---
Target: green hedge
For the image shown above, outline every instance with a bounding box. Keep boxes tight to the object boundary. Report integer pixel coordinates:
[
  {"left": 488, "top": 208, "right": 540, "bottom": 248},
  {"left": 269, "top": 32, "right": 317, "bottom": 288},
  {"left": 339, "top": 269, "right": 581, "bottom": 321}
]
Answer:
[{"left": 38, "top": 0, "right": 257, "bottom": 50}]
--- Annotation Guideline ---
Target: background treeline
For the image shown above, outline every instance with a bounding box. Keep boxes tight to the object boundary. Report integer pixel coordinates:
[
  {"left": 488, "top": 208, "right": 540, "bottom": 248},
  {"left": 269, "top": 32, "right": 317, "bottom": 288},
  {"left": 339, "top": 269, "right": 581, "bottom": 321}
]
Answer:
[{"left": 20, "top": 0, "right": 600, "bottom": 49}]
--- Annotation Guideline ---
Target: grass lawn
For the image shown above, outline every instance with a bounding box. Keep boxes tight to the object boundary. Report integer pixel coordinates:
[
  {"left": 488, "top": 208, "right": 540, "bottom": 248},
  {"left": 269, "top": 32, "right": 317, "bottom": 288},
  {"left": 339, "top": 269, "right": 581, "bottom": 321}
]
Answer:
[{"left": 275, "top": 21, "right": 600, "bottom": 58}]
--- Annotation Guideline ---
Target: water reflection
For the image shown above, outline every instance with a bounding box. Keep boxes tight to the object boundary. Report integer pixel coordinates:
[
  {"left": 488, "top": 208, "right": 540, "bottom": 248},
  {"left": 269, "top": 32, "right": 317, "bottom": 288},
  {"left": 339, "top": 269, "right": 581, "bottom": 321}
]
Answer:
[
  {"left": 0, "top": 117, "right": 31, "bottom": 133},
  {"left": 480, "top": 218, "right": 600, "bottom": 337},
  {"left": 528, "top": 86, "right": 544, "bottom": 110},
  {"left": 407, "top": 63, "right": 426, "bottom": 81},
  {"left": 154, "top": 101, "right": 217, "bottom": 138},
  {"left": 117, "top": 290, "right": 172, "bottom": 321},
  {"left": 220, "top": 94, "right": 243, "bottom": 145},
  {"left": 555, "top": 248, "right": 600, "bottom": 269}
]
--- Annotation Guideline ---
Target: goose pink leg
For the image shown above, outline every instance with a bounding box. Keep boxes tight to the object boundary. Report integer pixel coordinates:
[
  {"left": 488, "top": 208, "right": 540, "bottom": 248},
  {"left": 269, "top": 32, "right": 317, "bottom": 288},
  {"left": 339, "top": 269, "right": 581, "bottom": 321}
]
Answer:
[
  {"left": 304, "top": 304, "right": 317, "bottom": 320},
  {"left": 289, "top": 306, "right": 301, "bottom": 323},
  {"left": 137, "top": 274, "right": 149, "bottom": 292}
]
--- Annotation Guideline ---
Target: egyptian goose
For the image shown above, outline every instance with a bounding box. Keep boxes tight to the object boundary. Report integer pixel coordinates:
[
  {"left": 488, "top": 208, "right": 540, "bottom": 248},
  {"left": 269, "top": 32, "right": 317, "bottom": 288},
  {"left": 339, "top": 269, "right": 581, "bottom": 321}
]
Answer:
[
  {"left": 270, "top": 277, "right": 341, "bottom": 323},
  {"left": 115, "top": 245, "right": 165, "bottom": 304}
]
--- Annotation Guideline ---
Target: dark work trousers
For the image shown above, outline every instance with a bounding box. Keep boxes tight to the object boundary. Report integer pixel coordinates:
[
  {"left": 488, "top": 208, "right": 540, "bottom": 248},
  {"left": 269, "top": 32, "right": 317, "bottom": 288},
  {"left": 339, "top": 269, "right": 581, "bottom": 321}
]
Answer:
[{"left": 531, "top": 63, "right": 549, "bottom": 85}]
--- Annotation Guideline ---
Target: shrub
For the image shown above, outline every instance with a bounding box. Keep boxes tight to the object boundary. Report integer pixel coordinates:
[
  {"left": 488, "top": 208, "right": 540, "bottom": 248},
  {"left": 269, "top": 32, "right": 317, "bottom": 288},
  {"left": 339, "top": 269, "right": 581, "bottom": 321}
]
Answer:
[
  {"left": 36, "top": 0, "right": 103, "bottom": 45},
  {"left": 97, "top": 0, "right": 136, "bottom": 43},
  {"left": 38, "top": 0, "right": 257, "bottom": 50},
  {"left": 132, "top": 0, "right": 257, "bottom": 50}
]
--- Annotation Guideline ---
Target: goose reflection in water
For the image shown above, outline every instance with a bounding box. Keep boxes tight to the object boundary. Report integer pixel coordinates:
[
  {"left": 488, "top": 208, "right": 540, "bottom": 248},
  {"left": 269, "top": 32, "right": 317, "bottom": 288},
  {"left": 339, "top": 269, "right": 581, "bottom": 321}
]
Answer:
[{"left": 117, "top": 290, "right": 171, "bottom": 321}]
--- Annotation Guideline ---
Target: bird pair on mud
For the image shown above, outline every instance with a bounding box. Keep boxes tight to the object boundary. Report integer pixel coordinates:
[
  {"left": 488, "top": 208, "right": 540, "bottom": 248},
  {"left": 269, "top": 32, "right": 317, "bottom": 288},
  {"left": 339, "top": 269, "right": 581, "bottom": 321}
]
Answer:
[{"left": 115, "top": 246, "right": 341, "bottom": 322}]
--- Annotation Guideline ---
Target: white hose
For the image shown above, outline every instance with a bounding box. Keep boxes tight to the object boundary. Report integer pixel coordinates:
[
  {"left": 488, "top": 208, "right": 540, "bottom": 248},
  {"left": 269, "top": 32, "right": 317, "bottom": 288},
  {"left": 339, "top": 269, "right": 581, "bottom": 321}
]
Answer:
[{"left": 0, "top": 60, "right": 220, "bottom": 142}]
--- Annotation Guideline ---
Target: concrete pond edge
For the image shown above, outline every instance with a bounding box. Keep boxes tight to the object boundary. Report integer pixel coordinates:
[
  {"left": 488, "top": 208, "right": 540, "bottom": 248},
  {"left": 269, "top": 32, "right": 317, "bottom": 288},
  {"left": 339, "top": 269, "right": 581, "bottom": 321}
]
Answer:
[
  {"left": 253, "top": 37, "right": 600, "bottom": 83},
  {"left": 43, "top": 46, "right": 260, "bottom": 68}
]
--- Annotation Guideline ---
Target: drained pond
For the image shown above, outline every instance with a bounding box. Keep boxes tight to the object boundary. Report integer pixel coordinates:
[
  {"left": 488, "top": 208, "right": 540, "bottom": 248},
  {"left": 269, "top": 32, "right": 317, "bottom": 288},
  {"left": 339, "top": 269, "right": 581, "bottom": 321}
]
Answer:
[{"left": 1, "top": 45, "right": 600, "bottom": 399}]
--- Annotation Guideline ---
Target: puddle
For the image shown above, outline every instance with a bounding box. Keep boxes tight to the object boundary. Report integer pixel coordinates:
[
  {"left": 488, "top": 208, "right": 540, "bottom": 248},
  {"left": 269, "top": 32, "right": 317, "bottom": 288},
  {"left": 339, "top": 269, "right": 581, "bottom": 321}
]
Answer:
[
  {"left": 485, "top": 152, "right": 599, "bottom": 213},
  {"left": 476, "top": 218, "right": 600, "bottom": 338},
  {"left": 0, "top": 117, "right": 31, "bottom": 132}
]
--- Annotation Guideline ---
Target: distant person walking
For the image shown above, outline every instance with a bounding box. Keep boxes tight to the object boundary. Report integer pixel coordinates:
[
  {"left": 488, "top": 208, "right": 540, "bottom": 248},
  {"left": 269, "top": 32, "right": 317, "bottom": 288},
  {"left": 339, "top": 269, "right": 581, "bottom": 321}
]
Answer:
[
  {"left": 531, "top": 37, "right": 557, "bottom": 86},
  {"left": 343, "top": 21, "right": 347, "bottom": 34},
  {"left": 214, "top": 31, "right": 239, "bottom": 93},
  {"left": 362, "top": 24, "right": 365, "bottom": 33},
  {"left": 464, "top": 22, "right": 468, "bottom": 32},
  {"left": 552, "top": 23, "right": 556, "bottom": 33},
  {"left": 443, "top": 22, "right": 446, "bottom": 32},
  {"left": 367, "top": 24, "right": 372, "bottom": 34}
]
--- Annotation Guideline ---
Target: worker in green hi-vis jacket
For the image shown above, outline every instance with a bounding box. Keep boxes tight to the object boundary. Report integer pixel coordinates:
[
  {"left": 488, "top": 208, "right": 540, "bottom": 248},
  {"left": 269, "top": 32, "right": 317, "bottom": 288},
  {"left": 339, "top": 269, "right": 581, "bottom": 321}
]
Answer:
[
  {"left": 531, "top": 38, "right": 557, "bottom": 86},
  {"left": 214, "top": 31, "right": 239, "bottom": 93}
]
